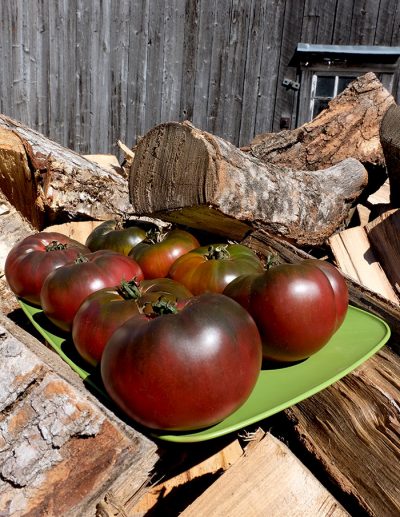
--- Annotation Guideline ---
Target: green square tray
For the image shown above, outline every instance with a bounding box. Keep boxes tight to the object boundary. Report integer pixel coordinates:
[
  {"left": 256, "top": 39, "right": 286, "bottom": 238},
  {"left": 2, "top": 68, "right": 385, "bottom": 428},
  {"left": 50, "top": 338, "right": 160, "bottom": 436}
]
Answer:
[{"left": 18, "top": 299, "right": 390, "bottom": 443}]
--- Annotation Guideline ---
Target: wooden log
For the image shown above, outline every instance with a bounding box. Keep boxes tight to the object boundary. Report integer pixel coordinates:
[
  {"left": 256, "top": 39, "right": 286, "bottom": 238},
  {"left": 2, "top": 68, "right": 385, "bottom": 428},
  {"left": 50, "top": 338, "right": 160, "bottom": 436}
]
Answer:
[
  {"left": 0, "top": 312, "right": 157, "bottom": 516},
  {"left": 248, "top": 73, "right": 393, "bottom": 197},
  {"left": 181, "top": 430, "right": 348, "bottom": 517},
  {"left": 129, "top": 121, "right": 368, "bottom": 246},
  {"left": 0, "top": 114, "right": 131, "bottom": 230},
  {"left": 380, "top": 103, "right": 400, "bottom": 206}
]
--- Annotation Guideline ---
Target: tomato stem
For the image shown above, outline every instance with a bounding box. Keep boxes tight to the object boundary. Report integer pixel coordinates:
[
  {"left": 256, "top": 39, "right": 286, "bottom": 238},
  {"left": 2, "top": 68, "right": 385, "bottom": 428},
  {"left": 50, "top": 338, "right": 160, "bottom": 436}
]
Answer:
[
  {"left": 75, "top": 253, "right": 89, "bottom": 263},
  {"left": 144, "top": 227, "right": 164, "bottom": 244},
  {"left": 45, "top": 241, "right": 68, "bottom": 252},
  {"left": 145, "top": 296, "right": 179, "bottom": 316},
  {"left": 204, "top": 244, "right": 230, "bottom": 260},
  {"left": 117, "top": 278, "right": 141, "bottom": 300}
]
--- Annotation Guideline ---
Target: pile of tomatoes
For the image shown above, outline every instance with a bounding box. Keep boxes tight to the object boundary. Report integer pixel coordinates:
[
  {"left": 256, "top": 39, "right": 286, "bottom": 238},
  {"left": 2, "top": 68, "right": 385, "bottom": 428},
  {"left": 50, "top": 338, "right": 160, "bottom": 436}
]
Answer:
[{"left": 5, "top": 220, "right": 348, "bottom": 432}]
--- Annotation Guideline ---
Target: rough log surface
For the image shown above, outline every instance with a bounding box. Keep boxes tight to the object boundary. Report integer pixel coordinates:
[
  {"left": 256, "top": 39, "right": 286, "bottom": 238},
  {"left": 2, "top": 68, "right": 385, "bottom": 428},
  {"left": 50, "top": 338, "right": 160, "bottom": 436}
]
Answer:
[
  {"left": 380, "top": 103, "right": 400, "bottom": 206},
  {"left": 0, "top": 114, "right": 131, "bottom": 229},
  {"left": 0, "top": 313, "right": 157, "bottom": 517},
  {"left": 249, "top": 73, "right": 393, "bottom": 184},
  {"left": 129, "top": 121, "right": 368, "bottom": 246}
]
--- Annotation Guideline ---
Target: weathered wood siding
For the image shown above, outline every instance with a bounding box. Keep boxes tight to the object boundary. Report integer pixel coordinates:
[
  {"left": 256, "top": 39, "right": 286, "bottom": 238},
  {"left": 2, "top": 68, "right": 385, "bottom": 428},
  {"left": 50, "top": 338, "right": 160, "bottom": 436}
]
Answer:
[{"left": 1, "top": 0, "right": 400, "bottom": 153}]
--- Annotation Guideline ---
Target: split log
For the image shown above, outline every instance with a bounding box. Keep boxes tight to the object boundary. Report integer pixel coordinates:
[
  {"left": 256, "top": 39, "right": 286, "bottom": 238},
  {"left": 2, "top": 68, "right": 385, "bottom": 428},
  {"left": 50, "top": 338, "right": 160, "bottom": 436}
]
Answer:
[
  {"left": 248, "top": 73, "right": 393, "bottom": 197},
  {"left": 129, "top": 121, "right": 368, "bottom": 246},
  {"left": 0, "top": 312, "right": 157, "bottom": 516},
  {"left": 181, "top": 431, "right": 348, "bottom": 517},
  {"left": 328, "top": 226, "right": 400, "bottom": 305},
  {"left": 0, "top": 114, "right": 131, "bottom": 230}
]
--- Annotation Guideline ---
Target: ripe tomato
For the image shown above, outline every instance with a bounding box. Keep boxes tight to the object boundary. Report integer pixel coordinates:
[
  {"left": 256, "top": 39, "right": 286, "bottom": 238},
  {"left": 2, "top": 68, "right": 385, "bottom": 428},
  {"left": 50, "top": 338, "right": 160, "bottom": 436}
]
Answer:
[
  {"left": 72, "top": 277, "right": 193, "bottom": 366},
  {"left": 301, "top": 259, "right": 348, "bottom": 330},
  {"left": 85, "top": 219, "right": 150, "bottom": 255},
  {"left": 169, "top": 243, "right": 264, "bottom": 295},
  {"left": 40, "top": 250, "right": 144, "bottom": 332},
  {"left": 5, "top": 232, "right": 89, "bottom": 305},
  {"left": 129, "top": 228, "right": 200, "bottom": 279},
  {"left": 223, "top": 260, "right": 346, "bottom": 362},
  {"left": 101, "top": 293, "right": 262, "bottom": 431}
]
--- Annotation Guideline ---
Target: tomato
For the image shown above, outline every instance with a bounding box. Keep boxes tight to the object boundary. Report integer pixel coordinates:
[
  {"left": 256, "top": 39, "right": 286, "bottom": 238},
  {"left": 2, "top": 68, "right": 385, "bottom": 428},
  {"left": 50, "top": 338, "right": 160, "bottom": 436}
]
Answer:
[
  {"left": 129, "top": 228, "right": 200, "bottom": 279},
  {"left": 40, "top": 250, "right": 144, "bottom": 332},
  {"left": 223, "top": 260, "right": 345, "bottom": 362},
  {"left": 301, "top": 259, "right": 348, "bottom": 330},
  {"left": 72, "top": 277, "right": 193, "bottom": 366},
  {"left": 5, "top": 232, "right": 90, "bottom": 305},
  {"left": 85, "top": 220, "right": 150, "bottom": 255},
  {"left": 169, "top": 243, "right": 264, "bottom": 295},
  {"left": 101, "top": 293, "right": 262, "bottom": 431}
]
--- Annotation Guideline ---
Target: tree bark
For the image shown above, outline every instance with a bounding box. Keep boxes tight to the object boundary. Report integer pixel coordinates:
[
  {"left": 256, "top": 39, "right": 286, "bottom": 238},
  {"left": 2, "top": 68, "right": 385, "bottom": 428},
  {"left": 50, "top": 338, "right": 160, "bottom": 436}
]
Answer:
[
  {"left": 0, "top": 114, "right": 131, "bottom": 230},
  {"left": 0, "top": 313, "right": 157, "bottom": 516},
  {"left": 248, "top": 73, "right": 393, "bottom": 197},
  {"left": 129, "top": 121, "right": 368, "bottom": 246}
]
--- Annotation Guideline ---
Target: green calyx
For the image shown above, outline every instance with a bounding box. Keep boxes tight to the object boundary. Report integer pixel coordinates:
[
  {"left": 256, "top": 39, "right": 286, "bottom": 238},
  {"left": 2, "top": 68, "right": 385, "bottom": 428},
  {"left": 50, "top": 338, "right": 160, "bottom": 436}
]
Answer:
[
  {"left": 204, "top": 244, "right": 230, "bottom": 261},
  {"left": 117, "top": 278, "right": 141, "bottom": 300},
  {"left": 45, "top": 241, "right": 68, "bottom": 252},
  {"left": 145, "top": 296, "right": 179, "bottom": 316},
  {"left": 75, "top": 253, "right": 89, "bottom": 264}
]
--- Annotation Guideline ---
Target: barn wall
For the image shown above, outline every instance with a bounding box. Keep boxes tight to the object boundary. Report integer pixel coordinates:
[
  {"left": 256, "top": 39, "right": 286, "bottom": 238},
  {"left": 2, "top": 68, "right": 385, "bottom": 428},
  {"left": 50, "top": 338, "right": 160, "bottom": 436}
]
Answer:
[{"left": 1, "top": 0, "right": 399, "bottom": 153}]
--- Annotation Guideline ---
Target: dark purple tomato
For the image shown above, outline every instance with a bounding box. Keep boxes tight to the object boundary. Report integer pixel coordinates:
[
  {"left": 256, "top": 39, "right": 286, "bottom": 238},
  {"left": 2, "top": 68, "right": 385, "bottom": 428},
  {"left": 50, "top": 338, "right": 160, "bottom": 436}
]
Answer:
[
  {"left": 72, "top": 277, "right": 193, "bottom": 366},
  {"left": 129, "top": 228, "right": 200, "bottom": 279},
  {"left": 169, "top": 243, "right": 264, "bottom": 295},
  {"left": 40, "top": 250, "right": 144, "bottom": 332},
  {"left": 101, "top": 293, "right": 262, "bottom": 431},
  {"left": 301, "top": 259, "right": 348, "bottom": 330},
  {"left": 224, "top": 262, "right": 339, "bottom": 362},
  {"left": 4, "top": 232, "right": 90, "bottom": 305}
]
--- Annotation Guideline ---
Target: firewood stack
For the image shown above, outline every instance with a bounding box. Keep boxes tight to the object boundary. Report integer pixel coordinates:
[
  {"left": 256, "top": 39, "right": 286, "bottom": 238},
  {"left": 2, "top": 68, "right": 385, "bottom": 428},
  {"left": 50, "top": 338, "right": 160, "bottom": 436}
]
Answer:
[{"left": 1, "top": 72, "right": 400, "bottom": 515}]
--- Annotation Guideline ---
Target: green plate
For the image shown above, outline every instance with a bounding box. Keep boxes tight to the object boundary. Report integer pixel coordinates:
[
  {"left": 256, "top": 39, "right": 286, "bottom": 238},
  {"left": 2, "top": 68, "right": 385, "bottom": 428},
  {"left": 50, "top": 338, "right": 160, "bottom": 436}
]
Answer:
[{"left": 19, "top": 299, "right": 390, "bottom": 443}]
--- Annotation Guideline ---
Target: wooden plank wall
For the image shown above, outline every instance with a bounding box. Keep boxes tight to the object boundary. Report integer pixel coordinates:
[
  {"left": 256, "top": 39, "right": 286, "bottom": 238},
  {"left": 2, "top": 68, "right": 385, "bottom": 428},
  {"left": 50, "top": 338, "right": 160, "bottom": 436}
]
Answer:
[{"left": 1, "top": 0, "right": 400, "bottom": 154}]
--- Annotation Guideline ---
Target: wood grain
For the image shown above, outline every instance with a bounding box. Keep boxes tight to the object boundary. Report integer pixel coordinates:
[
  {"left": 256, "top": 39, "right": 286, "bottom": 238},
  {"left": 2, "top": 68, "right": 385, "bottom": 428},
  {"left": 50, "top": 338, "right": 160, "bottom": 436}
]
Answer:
[{"left": 181, "top": 431, "right": 348, "bottom": 517}]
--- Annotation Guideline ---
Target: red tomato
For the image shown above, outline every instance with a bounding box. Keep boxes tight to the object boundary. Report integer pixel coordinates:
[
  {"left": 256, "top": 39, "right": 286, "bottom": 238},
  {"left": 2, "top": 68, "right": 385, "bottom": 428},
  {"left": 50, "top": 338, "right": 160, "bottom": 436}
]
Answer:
[
  {"left": 169, "top": 243, "right": 264, "bottom": 294},
  {"left": 72, "top": 277, "right": 193, "bottom": 366},
  {"left": 85, "top": 219, "right": 150, "bottom": 255},
  {"left": 224, "top": 261, "right": 344, "bottom": 362},
  {"left": 40, "top": 250, "right": 144, "bottom": 332},
  {"left": 101, "top": 293, "right": 262, "bottom": 431},
  {"left": 129, "top": 228, "right": 200, "bottom": 279},
  {"left": 301, "top": 259, "right": 348, "bottom": 330},
  {"left": 4, "top": 232, "right": 89, "bottom": 305}
]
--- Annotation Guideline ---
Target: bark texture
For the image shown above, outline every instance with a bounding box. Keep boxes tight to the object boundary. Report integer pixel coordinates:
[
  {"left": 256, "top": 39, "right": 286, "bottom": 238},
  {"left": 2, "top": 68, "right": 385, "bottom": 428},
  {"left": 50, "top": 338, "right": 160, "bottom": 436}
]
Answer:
[
  {"left": 129, "top": 121, "right": 368, "bottom": 246},
  {"left": 0, "top": 115, "right": 130, "bottom": 230},
  {"left": 249, "top": 73, "right": 393, "bottom": 177},
  {"left": 0, "top": 314, "right": 157, "bottom": 516}
]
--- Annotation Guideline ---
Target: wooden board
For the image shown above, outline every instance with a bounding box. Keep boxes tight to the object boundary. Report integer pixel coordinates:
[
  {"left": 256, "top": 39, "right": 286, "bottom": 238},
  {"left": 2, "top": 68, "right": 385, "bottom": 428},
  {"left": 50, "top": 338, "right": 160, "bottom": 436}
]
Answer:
[{"left": 181, "top": 431, "right": 348, "bottom": 517}]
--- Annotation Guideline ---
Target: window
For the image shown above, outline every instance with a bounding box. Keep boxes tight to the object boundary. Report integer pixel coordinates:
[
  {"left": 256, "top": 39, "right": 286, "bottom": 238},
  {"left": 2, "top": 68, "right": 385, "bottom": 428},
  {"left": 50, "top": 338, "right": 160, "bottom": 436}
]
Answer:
[
  {"left": 310, "top": 74, "right": 357, "bottom": 119},
  {"left": 289, "top": 44, "right": 400, "bottom": 126}
]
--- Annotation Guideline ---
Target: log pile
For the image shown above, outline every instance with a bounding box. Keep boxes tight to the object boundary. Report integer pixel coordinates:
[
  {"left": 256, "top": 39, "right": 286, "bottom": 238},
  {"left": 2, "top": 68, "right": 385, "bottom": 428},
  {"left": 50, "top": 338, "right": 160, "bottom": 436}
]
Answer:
[{"left": 1, "top": 72, "right": 400, "bottom": 515}]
